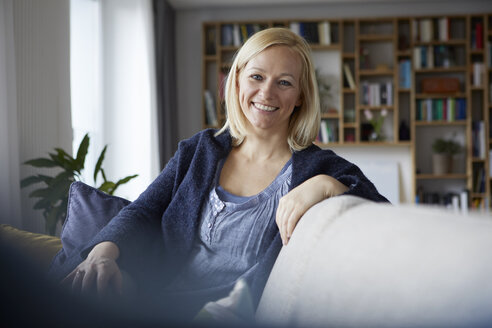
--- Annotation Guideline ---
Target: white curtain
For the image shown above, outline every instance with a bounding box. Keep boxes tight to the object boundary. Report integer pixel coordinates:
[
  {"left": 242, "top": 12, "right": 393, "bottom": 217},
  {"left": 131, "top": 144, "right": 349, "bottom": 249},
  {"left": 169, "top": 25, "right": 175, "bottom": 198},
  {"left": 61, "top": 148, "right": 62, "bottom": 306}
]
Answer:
[
  {"left": 0, "top": 0, "right": 22, "bottom": 227},
  {"left": 71, "top": 0, "right": 159, "bottom": 201}
]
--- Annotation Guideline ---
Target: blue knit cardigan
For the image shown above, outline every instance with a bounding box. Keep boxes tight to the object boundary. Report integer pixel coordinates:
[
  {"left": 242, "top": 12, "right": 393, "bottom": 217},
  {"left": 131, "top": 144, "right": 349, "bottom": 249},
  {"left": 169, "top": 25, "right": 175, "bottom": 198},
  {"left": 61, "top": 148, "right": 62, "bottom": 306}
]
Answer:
[{"left": 84, "top": 129, "right": 388, "bottom": 312}]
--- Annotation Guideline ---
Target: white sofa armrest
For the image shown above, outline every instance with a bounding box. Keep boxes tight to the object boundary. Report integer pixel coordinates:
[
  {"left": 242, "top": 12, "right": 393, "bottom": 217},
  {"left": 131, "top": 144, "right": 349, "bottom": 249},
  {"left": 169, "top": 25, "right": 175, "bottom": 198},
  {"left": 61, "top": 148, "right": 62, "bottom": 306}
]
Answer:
[{"left": 256, "top": 196, "right": 492, "bottom": 327}]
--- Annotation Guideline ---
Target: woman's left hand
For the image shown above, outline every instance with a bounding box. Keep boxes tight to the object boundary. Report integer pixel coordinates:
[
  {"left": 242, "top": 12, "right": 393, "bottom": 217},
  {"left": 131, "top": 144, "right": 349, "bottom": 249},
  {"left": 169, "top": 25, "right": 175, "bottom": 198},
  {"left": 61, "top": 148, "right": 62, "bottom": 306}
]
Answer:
[{"left": 276, "top": 174, "right": 349, "bottom": 245}]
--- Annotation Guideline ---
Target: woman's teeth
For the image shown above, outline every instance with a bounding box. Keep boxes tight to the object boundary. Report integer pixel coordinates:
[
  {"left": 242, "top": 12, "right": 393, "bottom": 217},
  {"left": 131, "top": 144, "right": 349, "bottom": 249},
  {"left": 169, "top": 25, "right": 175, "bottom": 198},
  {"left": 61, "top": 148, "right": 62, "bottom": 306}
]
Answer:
[{"left": 254, "top": 103, "right": 278, "bottom": 112}]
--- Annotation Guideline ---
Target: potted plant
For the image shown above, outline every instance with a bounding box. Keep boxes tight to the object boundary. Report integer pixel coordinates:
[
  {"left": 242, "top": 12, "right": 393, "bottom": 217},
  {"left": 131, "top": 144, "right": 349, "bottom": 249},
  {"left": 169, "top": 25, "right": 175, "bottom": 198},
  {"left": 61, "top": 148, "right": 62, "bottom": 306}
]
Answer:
[
  {"left": 431, "top": 138, "right": 461, "bottom": 175},
  {"left": 20, "top": 133, "right": 138, "bottom": 235}
]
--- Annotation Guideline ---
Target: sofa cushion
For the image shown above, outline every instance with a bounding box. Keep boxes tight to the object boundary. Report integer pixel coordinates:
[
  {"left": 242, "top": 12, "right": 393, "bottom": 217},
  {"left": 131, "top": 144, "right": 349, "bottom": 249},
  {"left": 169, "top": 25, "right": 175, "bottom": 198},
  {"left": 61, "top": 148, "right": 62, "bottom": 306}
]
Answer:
[
  {"left": 0, "top": 224, "right": 62, "bottom": 272},
  {"left": 49, "top": 181, "right": 130, "bottom": 279},
  {"left": 256, "top": 195, "right": 492, "bottom": 327}
]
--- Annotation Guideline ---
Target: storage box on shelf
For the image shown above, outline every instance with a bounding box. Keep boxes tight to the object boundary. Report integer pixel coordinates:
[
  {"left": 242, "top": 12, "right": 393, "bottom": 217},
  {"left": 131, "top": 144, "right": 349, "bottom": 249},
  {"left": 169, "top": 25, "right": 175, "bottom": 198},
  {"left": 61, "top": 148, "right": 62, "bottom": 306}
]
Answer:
[{"left": 202, "top": 14, "right": 492, "bottom": 209}]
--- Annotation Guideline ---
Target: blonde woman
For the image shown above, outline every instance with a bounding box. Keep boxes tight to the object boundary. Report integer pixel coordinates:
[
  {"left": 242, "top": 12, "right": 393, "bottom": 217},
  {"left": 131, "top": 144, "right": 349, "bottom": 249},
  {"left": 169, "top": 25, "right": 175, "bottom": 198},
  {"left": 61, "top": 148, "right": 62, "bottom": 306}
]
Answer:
[{"left": 61, "top": 27, "right": 388, "bottom": 320}]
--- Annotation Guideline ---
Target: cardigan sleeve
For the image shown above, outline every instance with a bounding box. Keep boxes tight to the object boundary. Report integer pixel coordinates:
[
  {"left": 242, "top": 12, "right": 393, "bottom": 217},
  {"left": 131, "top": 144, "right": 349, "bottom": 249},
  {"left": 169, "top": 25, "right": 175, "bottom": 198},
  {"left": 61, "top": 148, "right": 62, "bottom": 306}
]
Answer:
[
  {"left": 293, "top": 146, "right": 389, "bottom": 203},
  {"left": 80, "top": 143, "right": 183, "bottom": 262}
]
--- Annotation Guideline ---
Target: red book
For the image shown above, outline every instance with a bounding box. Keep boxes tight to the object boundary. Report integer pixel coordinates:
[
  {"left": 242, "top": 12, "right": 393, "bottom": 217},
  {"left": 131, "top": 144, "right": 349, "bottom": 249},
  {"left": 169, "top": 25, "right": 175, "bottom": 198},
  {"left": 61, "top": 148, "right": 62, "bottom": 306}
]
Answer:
[{"left": 476, "top": 22, "right": 483, "bottom": 49}]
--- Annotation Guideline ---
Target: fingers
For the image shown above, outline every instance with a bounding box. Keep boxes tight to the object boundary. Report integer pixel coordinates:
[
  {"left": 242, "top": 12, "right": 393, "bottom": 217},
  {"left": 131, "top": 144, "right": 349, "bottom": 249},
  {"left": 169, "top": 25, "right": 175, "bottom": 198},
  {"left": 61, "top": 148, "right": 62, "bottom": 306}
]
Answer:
[
  {"left": 276, "top": 198, "right": 304, "bottom": 246},
  {"left": 71, "top": 269, "right": 84, "bottom": 293},
  {"left": 61, "top": 257, "right": 122, "bottom": 298}
]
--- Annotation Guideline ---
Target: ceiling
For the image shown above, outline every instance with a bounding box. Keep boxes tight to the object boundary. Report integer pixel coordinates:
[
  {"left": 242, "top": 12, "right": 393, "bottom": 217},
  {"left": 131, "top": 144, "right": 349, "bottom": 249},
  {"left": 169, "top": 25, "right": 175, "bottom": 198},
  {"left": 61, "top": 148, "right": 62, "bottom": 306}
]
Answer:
[{"left": 167, "top": 0, "right": 451, "bottom": 10}]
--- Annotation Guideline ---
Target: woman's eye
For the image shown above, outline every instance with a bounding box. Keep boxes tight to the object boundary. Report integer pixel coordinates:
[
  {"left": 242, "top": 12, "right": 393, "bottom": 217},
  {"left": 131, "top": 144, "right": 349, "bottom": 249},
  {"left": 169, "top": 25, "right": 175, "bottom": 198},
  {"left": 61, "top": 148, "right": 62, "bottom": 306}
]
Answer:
[
  {"left": 250, "top": 74, "right": 262, "bottom": 81},
  {"left": 279, "top": 80, "right": 292, "bottom": 86}
]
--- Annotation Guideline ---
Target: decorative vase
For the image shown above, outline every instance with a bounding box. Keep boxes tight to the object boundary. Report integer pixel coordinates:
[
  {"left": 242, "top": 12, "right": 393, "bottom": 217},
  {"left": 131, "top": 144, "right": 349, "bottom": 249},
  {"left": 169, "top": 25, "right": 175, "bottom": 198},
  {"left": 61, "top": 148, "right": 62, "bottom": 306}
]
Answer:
[
  {"left": 369, "top": 131, "right": 384, "bottom": 142},
  {"left": 432, "top": 153, "right": 451, "bottom": 175}
]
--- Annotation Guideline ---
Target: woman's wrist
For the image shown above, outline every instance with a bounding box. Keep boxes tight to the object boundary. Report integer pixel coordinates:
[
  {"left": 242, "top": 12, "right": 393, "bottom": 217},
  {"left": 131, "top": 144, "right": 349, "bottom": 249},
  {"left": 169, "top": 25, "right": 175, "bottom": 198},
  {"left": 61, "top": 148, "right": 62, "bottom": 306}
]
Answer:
[
  {"left": 318, "top": 174, "right": 349, "bottom": 198},
  {"left": 88, "top": 241, "right": 120, "bottom": 261}
]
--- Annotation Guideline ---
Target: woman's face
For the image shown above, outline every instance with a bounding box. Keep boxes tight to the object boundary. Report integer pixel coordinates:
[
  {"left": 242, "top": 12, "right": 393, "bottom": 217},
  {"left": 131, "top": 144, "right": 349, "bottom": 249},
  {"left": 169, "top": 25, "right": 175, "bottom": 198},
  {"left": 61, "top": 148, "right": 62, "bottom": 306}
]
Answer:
[{"left": 237, "top": 45, "right": 302, "bottom": 136}]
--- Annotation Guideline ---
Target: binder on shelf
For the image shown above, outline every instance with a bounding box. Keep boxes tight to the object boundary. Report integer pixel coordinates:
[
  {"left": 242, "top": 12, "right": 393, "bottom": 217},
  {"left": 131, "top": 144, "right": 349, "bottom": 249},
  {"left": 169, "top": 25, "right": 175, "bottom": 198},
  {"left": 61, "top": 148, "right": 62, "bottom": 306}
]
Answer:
[
  {"left": 318, "top": 21, "right": 331, "bottom": 45},
  {"left": 343, "top": 63, "right": 355, "bottom": 89}
]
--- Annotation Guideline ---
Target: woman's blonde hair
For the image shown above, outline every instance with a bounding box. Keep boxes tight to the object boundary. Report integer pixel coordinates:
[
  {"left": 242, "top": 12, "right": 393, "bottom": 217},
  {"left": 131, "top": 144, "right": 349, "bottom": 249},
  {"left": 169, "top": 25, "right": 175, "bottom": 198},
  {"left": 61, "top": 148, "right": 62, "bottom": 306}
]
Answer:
[{"left": 216, "top": 27, "right": 320, "bottom": 151}]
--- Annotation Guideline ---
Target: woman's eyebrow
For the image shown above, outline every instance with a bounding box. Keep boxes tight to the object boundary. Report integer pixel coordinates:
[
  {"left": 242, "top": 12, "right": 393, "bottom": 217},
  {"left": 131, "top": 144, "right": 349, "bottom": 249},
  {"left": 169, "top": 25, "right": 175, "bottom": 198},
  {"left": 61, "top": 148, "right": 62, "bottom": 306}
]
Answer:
[{"left": 247, "top": 67, "right": 296, "bottom": 79}]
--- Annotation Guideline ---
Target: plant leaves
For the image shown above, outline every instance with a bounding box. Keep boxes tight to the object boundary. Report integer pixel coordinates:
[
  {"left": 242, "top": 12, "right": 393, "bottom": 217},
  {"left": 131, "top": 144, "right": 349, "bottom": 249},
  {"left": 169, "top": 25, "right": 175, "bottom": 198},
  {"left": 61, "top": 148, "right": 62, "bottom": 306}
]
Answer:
[
  {"left": 94, "top": 145, "right": 107, "bottom": 183},
  {"left": 45, "top": 206, "right": 59, "bottom": 236},
  {"left": 75, "top": 133, "right": 90, "bottom": 172},
  {"left": 113, "top": 174, "right": 139, "bottom": 192},
  {"left": 24, "top": 158, "right": 58, "bottom": 168},
  {"left": 20, "top": 176, "right": 44, "bottom": 188},
  {"left": 98, "top": 181, "right": 116, "bottom": 194},
  {"left": 33, "top": 198, "right": 51, "bottom": 210}
]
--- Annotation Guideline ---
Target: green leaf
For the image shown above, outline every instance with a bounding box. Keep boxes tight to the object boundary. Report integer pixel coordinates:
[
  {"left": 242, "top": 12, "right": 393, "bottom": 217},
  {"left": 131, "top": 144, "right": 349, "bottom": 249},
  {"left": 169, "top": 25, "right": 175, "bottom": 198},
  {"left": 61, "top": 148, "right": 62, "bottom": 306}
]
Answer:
[
  {"left": 48, "top": 152, "right": 75, "bottom": 172},
  {"left": 45, "top": 206, "right": 59, "bottom": 235},
  {"left": 113, "top": 174, "right": 139, "bottom": 193},
  {"left": 75, "top": 133, "right": 90, "bottom": 172},
  {"left": 54, "top": 148, "right": 75, "bottom": 162},
  {"left": 101, "top": 168, "right": 108, "bottom": 182},
  {"left": 98, "top": 181, "right": 116, "bottom": 194},
  {"left": 24, "top": 158, "right": 58, "bottom": 168},
  {"left": 94, "top": 145, "right": 107, "bottom": 183},
  {"left": 33, "top": 198, "right": 51, "bottom": 210},
  {"left": 20, "top": 176, "right": 45, "bottom": 188}
]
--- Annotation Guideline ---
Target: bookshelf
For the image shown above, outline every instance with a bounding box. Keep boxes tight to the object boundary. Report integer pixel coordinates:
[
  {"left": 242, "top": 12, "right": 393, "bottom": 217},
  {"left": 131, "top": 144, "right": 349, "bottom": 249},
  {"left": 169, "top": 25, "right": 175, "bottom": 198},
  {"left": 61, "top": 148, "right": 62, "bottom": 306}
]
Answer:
[{"left": 202, "top": 14, "right": 492, "bottom": 209}]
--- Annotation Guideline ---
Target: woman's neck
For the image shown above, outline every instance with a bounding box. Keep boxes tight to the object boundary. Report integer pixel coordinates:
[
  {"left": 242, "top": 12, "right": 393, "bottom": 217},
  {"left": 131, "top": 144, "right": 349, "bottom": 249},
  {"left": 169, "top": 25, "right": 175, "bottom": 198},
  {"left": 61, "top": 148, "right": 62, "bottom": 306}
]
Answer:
[{"left": 236, "top": 131, "right": 292, "bottom": 163}]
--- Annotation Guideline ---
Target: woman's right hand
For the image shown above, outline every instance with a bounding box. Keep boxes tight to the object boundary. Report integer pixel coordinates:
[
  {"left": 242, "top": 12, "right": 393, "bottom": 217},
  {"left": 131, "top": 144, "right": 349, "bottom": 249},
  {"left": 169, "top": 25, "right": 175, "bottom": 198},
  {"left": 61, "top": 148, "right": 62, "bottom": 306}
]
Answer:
[{"left": 61, "top": 241, "right": 123, "bottom": 297}]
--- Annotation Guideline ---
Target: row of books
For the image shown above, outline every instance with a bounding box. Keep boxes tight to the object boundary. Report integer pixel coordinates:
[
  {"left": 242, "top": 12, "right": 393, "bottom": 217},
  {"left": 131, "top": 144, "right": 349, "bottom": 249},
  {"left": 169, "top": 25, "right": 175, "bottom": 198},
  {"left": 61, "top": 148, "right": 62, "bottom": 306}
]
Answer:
[
  {"left": 317, "top": 120, "right": 338, "bottom": 143},
  {"left": 470, "top": 22, "right": 484, "bottom": 50},
  {"left": 361, "top": 82, "right": 393, "bottom": 106},
  {"left": 289, "top": 21, "right": 332, "bottom": 45},
  {"left": 415, "top": 98, "right": 466, "bottom": 122},
  {"left": 413, "top": 45, "right": 456, "bottom": 69},
  {"left": 398, "top": 59, "right": 411, "bottom": 89},
  {"left": 415, "top": 187, "right": 469, "bottom": 214},
  {"left": 221, "top": 24, "right": 263, "bottom": 47},
  {"left": 488, "top": 43, "right": 492, "bottom": 66},
  {"left": 473, "top": 167, "right": 486, "bottom": 193},
  {"left": 412, "top": 17, "right": 451, "bottom": 42},
  {"left": 472, "top": 120, "right": 486, "bottom": 158}
]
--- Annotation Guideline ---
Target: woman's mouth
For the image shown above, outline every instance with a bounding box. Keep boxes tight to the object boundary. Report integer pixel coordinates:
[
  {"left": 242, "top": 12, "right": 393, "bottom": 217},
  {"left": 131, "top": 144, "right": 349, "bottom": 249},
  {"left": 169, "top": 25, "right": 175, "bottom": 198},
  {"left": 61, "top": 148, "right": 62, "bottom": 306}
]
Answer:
[{"left": 253, "top": 102, "right": 278, "bottom": 112}]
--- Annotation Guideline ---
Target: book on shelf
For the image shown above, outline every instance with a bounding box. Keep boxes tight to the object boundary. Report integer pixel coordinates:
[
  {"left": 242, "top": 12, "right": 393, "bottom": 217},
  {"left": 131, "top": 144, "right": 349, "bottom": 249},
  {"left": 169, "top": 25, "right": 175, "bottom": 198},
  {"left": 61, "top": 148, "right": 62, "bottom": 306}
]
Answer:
[
  {"left": 473, "top": 166, "right": 485, "bottom": 193},
  {"left": 361, "top": 81, "right": 393, "bottom": 106},
  {"left": 290, "top": 21, "right": 321, "bottom": 44},
  {"left": 472, "top": 120, "right": 486, "bottom": 158},
  {"left": 414, "top": 17, "right": 449, "bottom": 43},
  {"left": 221, "top": 24, "right": 233, "bottom": 46},
  {"left": 489, "top": 149, "right": 492, "bottom": 176},
  {"left": 203, "top": 90, "right": 218, "bottom": 126},
  {"left": 438, "top": 17, "right": 449, "bottom": 42},
  {"left": 472, "top": 62, "right": 484, "bottom": 87},
  {"left": 205, "top": 28, "right": 216, "bottom": 55},
  {"left": 318, "top": 120, "right": 337, "bottom": 143},
  {"left": 232, "top": 24, "right": 241, "bottom": 46},
  {"left": 343, "top": 63, "right": 355, "bottom": 89},
  {"left": 414, "top": 45, "right": 453, "bottom": 69},
  {"left": 399, "top": 59, "right": 411, "bottom": 89},
  {"left": 318, "top": 21, "right": 331, "bottom": 45},
  {"left": 471, "top": 21, "right": 483, "bottom": 49},
  {"left": 416, "top": 98, "right": 466, "bottom": 122}
]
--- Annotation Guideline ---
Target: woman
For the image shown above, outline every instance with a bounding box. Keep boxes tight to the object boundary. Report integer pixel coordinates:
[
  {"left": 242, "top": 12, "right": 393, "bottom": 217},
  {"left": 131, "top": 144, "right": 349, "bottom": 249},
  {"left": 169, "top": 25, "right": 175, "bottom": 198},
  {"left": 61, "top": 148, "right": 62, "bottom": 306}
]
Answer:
[{"left": 63, "top": 27, "right": 388, "bottom": 319}]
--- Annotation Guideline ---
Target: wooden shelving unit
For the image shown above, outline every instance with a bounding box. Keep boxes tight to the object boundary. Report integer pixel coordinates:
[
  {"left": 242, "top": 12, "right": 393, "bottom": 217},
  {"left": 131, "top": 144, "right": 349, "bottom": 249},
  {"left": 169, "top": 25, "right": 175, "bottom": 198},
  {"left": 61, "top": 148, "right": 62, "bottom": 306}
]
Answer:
[{"left": 202, "top": 14, "right": 492, "bottom": 209}]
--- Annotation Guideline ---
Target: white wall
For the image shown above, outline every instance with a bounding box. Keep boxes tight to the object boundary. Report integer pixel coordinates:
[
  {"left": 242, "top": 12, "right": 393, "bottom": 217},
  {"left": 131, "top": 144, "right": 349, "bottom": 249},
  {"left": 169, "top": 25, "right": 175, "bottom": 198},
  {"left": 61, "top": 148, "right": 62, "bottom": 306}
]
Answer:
[
  {"left": 12, "top": 0, "right": 72, "bottom": 233},
  {"left": 175, "top": 0, "right": 492, "bottom": 203}
]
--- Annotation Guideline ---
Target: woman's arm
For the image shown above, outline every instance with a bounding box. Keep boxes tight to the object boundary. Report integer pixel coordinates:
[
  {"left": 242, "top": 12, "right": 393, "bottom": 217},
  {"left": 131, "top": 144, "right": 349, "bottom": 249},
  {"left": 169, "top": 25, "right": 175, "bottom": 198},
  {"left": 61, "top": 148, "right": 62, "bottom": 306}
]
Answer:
[{"left": 276, "top": 174, "right": 348, "bottom": 245}]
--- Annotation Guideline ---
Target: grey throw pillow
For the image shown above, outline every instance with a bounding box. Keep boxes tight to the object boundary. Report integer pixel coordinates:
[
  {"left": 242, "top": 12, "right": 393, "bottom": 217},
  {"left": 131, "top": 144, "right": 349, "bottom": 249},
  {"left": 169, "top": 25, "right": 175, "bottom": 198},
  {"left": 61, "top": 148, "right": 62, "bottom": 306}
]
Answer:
[{"left": 48, "top": 181, "right": 130, "bottom": 280}]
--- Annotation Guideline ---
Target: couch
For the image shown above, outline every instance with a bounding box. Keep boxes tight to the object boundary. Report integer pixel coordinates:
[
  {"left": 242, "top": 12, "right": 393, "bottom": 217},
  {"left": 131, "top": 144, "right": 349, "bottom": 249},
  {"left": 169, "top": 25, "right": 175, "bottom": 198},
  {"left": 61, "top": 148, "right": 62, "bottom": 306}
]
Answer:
[{"left": 2, "top": 195, "right": 492, "bottom": 327}]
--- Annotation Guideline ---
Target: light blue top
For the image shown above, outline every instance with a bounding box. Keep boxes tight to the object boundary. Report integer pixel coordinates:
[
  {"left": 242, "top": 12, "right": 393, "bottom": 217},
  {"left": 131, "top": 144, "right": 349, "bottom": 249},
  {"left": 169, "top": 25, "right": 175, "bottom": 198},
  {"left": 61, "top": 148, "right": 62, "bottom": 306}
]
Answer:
[{"left": 166, "top": 157, "right": 292, "bottom": 291}]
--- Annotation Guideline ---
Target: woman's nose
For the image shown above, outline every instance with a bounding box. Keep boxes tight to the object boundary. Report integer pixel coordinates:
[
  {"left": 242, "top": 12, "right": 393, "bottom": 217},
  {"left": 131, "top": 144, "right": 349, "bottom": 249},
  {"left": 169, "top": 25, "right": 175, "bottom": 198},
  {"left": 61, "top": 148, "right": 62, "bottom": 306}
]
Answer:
[{"left": 259, "top": 80, "right": 275, "bottom": 99}]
